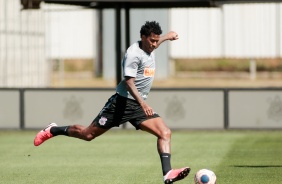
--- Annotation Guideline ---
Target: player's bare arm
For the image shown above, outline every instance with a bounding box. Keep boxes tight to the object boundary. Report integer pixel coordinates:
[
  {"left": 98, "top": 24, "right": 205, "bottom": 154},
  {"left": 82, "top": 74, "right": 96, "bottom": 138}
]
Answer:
[
  {"left": 125, "top": 76, "right": 154, "bottom": 116},
  {"left": 156, "top": 31, "right": 179, "bottom": 49}
]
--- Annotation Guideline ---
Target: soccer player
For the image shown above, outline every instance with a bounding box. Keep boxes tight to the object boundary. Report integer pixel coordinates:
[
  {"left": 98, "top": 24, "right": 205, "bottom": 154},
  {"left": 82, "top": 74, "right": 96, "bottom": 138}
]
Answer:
[{"left": 34, "top": 21, "right": 190, "bottom": 184}]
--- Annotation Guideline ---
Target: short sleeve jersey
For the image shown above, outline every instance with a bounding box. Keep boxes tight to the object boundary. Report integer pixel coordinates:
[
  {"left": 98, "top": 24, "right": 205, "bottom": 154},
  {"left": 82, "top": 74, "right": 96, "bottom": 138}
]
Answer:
[{"left": 116, "top": 41, "right": 156, "bottom": 100}]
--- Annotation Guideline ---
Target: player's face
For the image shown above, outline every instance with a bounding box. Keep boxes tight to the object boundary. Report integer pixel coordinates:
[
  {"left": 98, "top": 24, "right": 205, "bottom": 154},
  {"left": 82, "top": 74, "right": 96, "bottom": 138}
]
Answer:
[{"left": 141, "top": 33, "right": 160, "bottom": 54}]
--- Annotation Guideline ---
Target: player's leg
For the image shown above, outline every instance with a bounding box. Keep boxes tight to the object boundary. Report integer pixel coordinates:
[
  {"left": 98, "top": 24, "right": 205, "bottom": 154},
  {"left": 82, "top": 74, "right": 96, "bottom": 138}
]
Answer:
[
  {"left": 63, "top": 122, "right": 109, "bottom": 141},
  {"left": 139, "top": 117, "right": 171, "bottom": 154},
  {"left": 139, "top": 117, "right": 190, "bottom": 184},
  {"left": 34, "top": 122, "right": 109, "bottom": 146},
  {"left": 34, "top": 94, "right": 119, "bottom": 146}
]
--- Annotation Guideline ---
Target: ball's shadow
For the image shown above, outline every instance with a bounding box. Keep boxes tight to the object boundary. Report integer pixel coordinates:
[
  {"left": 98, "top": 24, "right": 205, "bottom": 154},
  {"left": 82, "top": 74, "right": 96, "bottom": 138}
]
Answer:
[{"left": 232, "top": 165, "right": 282, "bottom": 168}]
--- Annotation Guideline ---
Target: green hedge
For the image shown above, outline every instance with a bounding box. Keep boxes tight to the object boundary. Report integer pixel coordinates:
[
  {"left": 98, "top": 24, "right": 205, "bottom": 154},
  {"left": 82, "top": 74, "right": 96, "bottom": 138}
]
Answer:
[{"left": 174, "top": 58, "right": 282, "bottom": 72}]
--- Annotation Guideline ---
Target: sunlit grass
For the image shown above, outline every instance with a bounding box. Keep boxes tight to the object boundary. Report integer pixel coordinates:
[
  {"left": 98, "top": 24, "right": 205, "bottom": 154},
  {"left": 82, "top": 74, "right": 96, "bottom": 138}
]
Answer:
[{"left": 0, "top": 130, "right": 281, "bottom": 184}]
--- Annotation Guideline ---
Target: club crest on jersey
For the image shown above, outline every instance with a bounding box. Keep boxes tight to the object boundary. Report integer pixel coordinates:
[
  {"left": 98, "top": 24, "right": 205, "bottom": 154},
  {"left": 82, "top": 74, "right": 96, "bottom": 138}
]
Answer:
[
  {"left": 144, "top": 67, "right": 155, "bottom": 77},
  {"left": 99, "top": 116, "right": 107, "bottom": 125}
]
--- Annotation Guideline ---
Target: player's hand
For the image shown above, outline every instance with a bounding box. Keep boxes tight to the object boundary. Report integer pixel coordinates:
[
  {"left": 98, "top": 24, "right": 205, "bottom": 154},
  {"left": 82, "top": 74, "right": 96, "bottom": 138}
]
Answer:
[
  {"left": 167, "top": 31, "right": 179, "bottom": 41},
  {"left": 140, "top": 102, "right": 154, "bottom": 117}
]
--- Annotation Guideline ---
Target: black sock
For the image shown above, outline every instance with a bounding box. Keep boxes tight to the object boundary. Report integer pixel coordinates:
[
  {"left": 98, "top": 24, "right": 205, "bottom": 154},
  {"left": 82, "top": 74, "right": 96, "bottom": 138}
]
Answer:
[
  {"left": 160, "top": 153, "right": 172, "bottom": 175},
  {"left": 50, "top": 126, "right": 69, "bottom": 136}
]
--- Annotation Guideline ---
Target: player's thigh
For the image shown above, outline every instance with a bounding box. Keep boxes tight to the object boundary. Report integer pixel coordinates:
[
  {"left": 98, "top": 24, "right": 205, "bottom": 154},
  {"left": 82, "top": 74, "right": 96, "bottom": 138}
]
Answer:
[{"left": 139, "top": 117, "right": 171, "bottom": 138}]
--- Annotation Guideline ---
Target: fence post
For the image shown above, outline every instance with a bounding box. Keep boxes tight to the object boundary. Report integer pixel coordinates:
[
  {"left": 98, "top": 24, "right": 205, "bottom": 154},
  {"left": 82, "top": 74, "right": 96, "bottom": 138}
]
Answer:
[
  {"left": 19, "top": 89, "right": 25, "bottom": 129},
  {"left": 224, "top": 89, "right": 229, "bottom": 129},
  {"left": 250, "top": 59, "right": 256, "bottom": 80}
]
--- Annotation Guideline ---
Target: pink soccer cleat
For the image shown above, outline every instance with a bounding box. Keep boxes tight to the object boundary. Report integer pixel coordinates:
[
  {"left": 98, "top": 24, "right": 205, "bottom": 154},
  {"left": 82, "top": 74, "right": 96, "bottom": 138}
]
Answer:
[
  {"left": 164, "top": 167, "right": 190, "bottom": 184},
  {"left": 34, "top": 123, "right": 57, "bottom": 146}
]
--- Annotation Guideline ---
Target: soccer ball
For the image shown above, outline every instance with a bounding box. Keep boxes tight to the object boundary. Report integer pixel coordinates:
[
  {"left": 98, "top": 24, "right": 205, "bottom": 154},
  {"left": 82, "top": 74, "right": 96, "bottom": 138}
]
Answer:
[{"left": 194, "top": 169, "right": 216, "bottom": 184}]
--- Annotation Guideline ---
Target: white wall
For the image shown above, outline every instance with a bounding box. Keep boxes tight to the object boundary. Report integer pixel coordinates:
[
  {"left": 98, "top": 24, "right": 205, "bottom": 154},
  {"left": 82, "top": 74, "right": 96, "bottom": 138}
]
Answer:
[
  {"left": 44, "top": 4, "right": 96, "bottom": 59},
  {"left": 170, "top": 8, "right": 222, "bottom": 58},
  {"left": 0, "top": 0, "right": 48, "bottom": 87},
  {"left": 147, "top": 90, "right": 224, "bottom": 129},
  {"left": 2, "top": 88, "right": 282, "bottom": 130},
  {"left": 0, "top": 90, "right": 20, "bottom": 129},
  {"left": 1, "top": 2, "right": 281, "bottom": 87},
  {"left": 170, "top": 3, "right": 282, "bottom": 58},
  {"left": 229, "top": 90, "right": 282, "bottom": 128},
  {"left": 223, "top": 3, "right": 280, "bottom": 58},
  {"left": 44, "top": 3, "right": 282, "bottom": 59}
]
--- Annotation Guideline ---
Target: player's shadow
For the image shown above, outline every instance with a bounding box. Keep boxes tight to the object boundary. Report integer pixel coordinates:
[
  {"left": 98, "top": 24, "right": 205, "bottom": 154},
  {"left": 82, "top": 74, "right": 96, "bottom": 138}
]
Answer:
[{"left": 232, "top": 165, "right": 282, "bottom": 168}]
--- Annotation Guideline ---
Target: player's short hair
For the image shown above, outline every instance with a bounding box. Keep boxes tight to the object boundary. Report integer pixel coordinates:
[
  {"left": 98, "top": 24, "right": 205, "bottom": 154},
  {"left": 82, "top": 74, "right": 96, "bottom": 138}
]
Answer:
[{"left": 140, "top": 21, "right": 162, "bottom": 37}]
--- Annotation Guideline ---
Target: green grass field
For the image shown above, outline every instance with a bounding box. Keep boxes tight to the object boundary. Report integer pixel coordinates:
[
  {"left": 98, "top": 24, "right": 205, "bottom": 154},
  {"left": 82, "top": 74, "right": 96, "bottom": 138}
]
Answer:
[{"left": 0, "top": 130, "right": 281, "bottom": 184}]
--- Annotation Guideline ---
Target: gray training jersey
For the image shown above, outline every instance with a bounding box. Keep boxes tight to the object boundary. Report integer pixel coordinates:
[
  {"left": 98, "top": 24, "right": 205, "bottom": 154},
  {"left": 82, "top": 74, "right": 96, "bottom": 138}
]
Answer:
[{"left": 116, "top": 41, "right": 156, "bottom": 100}]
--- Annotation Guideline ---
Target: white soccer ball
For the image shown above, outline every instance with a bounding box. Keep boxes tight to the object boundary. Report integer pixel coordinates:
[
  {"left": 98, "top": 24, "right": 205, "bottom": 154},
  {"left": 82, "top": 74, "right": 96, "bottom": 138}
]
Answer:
[{"left": 194, "top": 169, "right": 217, "bottom": 184}]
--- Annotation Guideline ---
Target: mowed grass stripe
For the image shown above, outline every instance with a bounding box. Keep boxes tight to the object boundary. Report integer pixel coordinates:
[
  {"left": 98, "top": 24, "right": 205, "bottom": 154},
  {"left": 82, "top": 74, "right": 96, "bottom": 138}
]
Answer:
[
  {"left": 216, "top": 131, "right": 282, "bottom": 184},
  {"left": 0, "top": 130, "right": 281, "bottom": 184}
]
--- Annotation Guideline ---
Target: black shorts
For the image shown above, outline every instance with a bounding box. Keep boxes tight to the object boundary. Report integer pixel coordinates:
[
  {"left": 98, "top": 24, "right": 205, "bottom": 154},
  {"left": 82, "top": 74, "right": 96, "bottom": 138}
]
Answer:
[{"left": 93, "top": 93, "right": 160, "bottom": 130}]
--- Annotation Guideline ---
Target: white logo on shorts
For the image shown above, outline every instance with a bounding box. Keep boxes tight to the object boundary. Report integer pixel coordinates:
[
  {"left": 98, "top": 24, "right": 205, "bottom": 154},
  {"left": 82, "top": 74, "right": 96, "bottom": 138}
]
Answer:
[{"left": 99, "top": 116, "right": 107, "bottom": 125}]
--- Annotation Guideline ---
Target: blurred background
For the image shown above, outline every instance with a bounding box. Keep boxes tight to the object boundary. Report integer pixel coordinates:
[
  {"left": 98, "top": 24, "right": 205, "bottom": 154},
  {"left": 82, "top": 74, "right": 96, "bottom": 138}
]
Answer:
[
  {"left": 1, "top": 0, "right": 282, "bottom": 130},
  {"left": 1, "top": 0, "right": 282, "bottom": 88}
]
